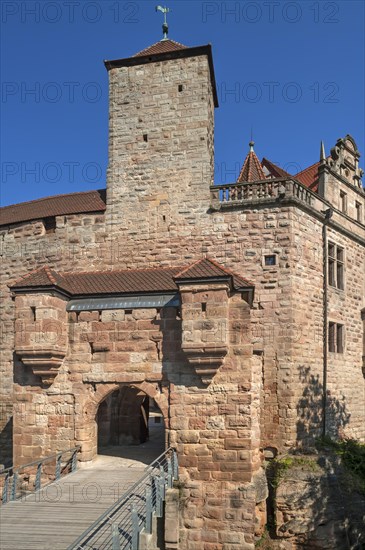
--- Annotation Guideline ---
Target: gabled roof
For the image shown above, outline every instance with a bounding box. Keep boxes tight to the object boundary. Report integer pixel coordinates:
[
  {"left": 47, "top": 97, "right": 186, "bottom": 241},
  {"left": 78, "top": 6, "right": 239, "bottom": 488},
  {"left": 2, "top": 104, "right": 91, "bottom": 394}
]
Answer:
[
  {"left": 11, "top": 259, "right": 253, "bottom": 296},
  {"left": 237, "top": 142, "right": 266, "bottom": 183},
  {"left": 0, "top": 189, "right": 106, "bottom": 227},
  {"left": 12, "top": 266, "right": 67, "bottom": 288},
  {"left": 261, "top": 158, "right": 292, "bottom": 179},
  {"left": 174, "top": 258, "right": 253, "bottom": 289},
  {"left": 133, "top": 39, "right": 187, "bottom": 57},
  {"left": 294, "top": 162, "right": 320, "bottom": 191}
]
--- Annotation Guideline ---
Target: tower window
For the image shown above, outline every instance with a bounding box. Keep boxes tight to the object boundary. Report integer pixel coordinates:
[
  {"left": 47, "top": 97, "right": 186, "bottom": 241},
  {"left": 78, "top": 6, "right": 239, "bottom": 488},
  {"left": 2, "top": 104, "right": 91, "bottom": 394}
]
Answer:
[
  {"left": 178, "top": 84, "right": 183, "bottom": 92},
  {"left": 328, "top": 242, "right": 344, "bottom": 290},
  {"left": 329, "top": 322, "right": 344, "bottom": 353},
  {"left": 143, "top": 134, "right": 148, "bottom": 142}
]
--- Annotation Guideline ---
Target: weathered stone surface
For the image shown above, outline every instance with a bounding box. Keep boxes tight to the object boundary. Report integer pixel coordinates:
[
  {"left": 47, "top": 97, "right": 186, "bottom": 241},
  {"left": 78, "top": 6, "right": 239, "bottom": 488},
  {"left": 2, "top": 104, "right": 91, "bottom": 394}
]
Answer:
[
  {"left": 274, "top": 454, "right": 365, "bottom": 549},
  {"left": 0, "top": 36, "right": 364, "bottom": 550}
]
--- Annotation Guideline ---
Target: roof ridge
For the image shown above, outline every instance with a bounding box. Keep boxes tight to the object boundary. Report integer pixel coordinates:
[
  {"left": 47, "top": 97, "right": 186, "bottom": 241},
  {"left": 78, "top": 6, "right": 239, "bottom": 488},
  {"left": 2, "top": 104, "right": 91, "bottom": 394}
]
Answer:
[
  {"left": 238, "top": 149, "right": 266, "bottom": 183},
  {"left": 294, "top": 156, "right": 331, "bottom": 177},
  {"left": 0, "top": 188, "right": 105, "bottom": 211},
  {"left": 44, "top": 266, "right": 59, "bottom": 285},
  {"left": 205, "top": 257, "right": 254, "bottom": 286},
  {"left": 174, "top": 258, "right": 205, "bottom": 278},
  {"left": 61, "top": 265, "right": 188, "bottom": 277},
  {"left": 10, "top": 265, "right": 51, "bottom": 287},
  {"left": 174, "top": 256, "right": 254, "bottom": 287},
  {"left": 261, "top": 158, "right": 292, "bottom": 177},
  {"left": 133, "top": 39, "right": 188, "bottom": 58}
]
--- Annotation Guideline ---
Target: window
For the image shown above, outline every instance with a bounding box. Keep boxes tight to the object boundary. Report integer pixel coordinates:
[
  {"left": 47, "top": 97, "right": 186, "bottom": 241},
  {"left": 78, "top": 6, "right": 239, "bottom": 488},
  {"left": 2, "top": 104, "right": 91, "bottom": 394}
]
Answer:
[
  {"left": 329, "top": 322, "right": 344, "bottom": 353},
  {"left": 264, "top": 255, "right": 276, "bottom": 266},
  {"left": 340, "top": 191, "right": 347, "bottom": 213},
  {"left": 328, "top": 242, "right": 344, "bottom": 290},
  {"left": 355, "top": 201, "right": 362, "bottom": 223}
]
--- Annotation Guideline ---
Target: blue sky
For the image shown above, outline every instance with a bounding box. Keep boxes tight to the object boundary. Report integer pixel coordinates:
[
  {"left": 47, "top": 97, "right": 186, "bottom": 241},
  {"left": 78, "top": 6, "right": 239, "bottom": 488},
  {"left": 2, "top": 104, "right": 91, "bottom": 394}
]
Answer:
[{"left": 1, "top": 0, "right": 364, "bottom": 206}]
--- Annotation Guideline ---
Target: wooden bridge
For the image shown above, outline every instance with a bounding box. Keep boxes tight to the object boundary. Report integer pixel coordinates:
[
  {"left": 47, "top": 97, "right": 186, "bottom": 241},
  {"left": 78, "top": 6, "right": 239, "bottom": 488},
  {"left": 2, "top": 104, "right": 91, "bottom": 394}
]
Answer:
[{"left": 0, "top": 435, "right": 175, "bottom": 550}]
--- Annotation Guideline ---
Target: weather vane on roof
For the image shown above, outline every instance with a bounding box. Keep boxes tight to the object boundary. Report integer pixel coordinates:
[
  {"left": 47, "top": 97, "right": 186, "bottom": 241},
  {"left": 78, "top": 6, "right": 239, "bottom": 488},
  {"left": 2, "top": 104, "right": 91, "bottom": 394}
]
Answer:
[{"left": 156, "top": 5, "right": 170, "bottom": 40}]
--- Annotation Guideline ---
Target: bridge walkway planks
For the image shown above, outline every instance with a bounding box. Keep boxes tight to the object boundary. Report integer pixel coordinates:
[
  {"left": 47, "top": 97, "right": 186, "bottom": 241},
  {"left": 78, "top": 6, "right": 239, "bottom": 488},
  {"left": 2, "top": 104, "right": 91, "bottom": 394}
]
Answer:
[{"left": 0, "top": 437, "right": 164, "bottom": 550}]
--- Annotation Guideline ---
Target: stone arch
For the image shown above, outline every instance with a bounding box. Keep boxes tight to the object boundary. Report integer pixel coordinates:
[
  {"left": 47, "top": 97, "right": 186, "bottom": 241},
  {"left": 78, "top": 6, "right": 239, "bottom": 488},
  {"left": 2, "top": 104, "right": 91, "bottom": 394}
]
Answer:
[{"left": 75, "top": 381, "right": 169, "bottom": 462}]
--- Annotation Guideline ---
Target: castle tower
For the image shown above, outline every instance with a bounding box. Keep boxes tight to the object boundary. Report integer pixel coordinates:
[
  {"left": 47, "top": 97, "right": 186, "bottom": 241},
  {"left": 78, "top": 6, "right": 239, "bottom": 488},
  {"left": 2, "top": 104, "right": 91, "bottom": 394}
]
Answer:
[{"left": 104, "top": 38, "right": 218, "bottom": 248}]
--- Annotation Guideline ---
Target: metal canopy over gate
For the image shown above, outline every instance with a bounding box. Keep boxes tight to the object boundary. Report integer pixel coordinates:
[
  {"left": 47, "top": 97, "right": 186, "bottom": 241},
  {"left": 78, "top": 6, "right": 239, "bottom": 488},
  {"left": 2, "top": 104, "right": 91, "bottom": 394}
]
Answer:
[{"left": 66, "top": 294, "right": 180, "bottom": 312}]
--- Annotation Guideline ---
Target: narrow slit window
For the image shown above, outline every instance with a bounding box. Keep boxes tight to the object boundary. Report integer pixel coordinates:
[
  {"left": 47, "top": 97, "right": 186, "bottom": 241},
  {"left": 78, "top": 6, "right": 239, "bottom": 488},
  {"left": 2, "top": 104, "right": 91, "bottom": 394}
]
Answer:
[
  {"left": 340, "top": 191, "right": 347, "bottom": 213},
  {"left": 143, "top": 134, "right": 148, "bottom": 142},
  {"left": 355, "top": 201, "right": 362, "bottom": 223}
]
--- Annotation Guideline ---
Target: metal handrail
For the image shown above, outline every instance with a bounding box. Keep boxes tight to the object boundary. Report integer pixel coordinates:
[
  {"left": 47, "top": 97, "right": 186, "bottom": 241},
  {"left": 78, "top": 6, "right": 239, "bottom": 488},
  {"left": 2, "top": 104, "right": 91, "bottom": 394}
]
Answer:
[
  {"left": 68, "top": 447, "right": 178, "bottom": 550},
  {"left": 0, "top": 446, "right": 81, "bottom": 505}
]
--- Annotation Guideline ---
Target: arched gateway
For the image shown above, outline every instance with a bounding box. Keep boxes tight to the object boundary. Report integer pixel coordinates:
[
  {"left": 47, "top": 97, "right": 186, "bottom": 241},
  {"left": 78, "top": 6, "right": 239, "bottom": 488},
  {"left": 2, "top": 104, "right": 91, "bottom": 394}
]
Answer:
[{"left": 79, "top": 382, "right": 168, "bottom": 460}]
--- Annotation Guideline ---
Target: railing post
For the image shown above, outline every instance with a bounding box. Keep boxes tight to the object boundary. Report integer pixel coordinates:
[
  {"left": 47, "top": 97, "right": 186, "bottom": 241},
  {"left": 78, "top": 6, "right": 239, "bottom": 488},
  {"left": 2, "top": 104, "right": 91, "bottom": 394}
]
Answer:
[
  {"left": 71, "top": 449, "right": 78, "bottom": 472},
  {"left": 131, "top": 504, "right": 139, "bottom": 550},
  {"left": 167, "top": 458, "right": 173, "bottom": 489},
  {"left": 55, "top": 454, "right": 62, "bottom": 481},
  {"left": 145, "top": 487, "right": 152, "bottom": 534},
  {"left": 151, "top": 475, "right": 157, "bottom": 513},
  {"left": 35, "top": 463, "right": 42, "bottom": 492},
  {"left": 158, "top": 465, "right": 166, "bottom": 510},
  {"left": 2, "top": 472, "right": 9, "bottom": 503},
  {"left": 155, "top": 476, "right": 162, "bottom": 518},
  {"left": 10, "top": 471, "right": 18, "bottom": 501},
  {"left": 172, "top": 450, "right": 178, "bottom": 481},
  {"left": 111, "top": 522, "right": 120, "bottom": 550}
]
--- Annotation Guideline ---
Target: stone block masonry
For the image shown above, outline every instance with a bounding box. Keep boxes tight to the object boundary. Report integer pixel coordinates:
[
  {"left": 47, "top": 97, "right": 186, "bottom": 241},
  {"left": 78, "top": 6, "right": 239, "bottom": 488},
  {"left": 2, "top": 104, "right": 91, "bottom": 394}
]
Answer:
[{"left": 0, "top": 37, "right": 364, "bottom": 549}]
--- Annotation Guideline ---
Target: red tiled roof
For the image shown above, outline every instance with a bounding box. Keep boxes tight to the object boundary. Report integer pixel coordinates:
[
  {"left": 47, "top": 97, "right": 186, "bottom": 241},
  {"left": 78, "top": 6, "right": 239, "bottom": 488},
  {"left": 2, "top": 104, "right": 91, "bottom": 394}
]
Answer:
[
  {"left": 15, "top": 266, "right": 66, "bottom": 287},
  {"left": 261, "top": 158, "right": 292, "bottom": 179},
  {"left": 133, "top": 39, "right": 187, "bottom": 57},
  {"left": 237, "top": 146, "right": 266, "bottom": 183},
  {"left": 175, "top": 258, "right": 253, "bottom": 288},
  {"left": 294, "top": 162, "right": 320, "bottom": 191},
  {"left": 0, "top": 189, "right": 106, "bottom": 227},
  {"left": 11, "top": 259, "right": 253, "bottom": 295}
]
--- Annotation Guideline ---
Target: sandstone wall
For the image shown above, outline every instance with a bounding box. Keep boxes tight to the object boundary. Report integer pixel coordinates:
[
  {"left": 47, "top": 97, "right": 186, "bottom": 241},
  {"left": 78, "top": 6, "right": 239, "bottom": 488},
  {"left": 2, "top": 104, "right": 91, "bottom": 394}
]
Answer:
[
  {"left": 0, "top": 212, "right": 106, "bottom": 466},
  {"left": 106, "top": 54, "right": 215, "bottom": 232}
]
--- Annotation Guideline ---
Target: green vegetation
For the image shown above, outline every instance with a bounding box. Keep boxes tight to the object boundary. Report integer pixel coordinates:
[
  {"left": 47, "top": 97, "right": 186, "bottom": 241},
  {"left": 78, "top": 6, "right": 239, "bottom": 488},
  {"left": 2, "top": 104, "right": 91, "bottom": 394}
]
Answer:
[
  {"left": 255, "top": 528, "right": 277, "bottom": 549},
  {"left": 316, "top": 436, "right": 365, "bottom": 494},
  {"left": 270, "top": 455, "right": 320, "bottom": 489}
]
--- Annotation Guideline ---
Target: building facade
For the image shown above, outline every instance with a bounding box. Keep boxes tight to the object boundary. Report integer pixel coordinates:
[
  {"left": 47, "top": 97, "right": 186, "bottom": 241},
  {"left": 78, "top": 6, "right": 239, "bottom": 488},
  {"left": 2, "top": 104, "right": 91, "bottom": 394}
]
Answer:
[{"left": 0, "top": 38, "right": 364, "bottom": 548}]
